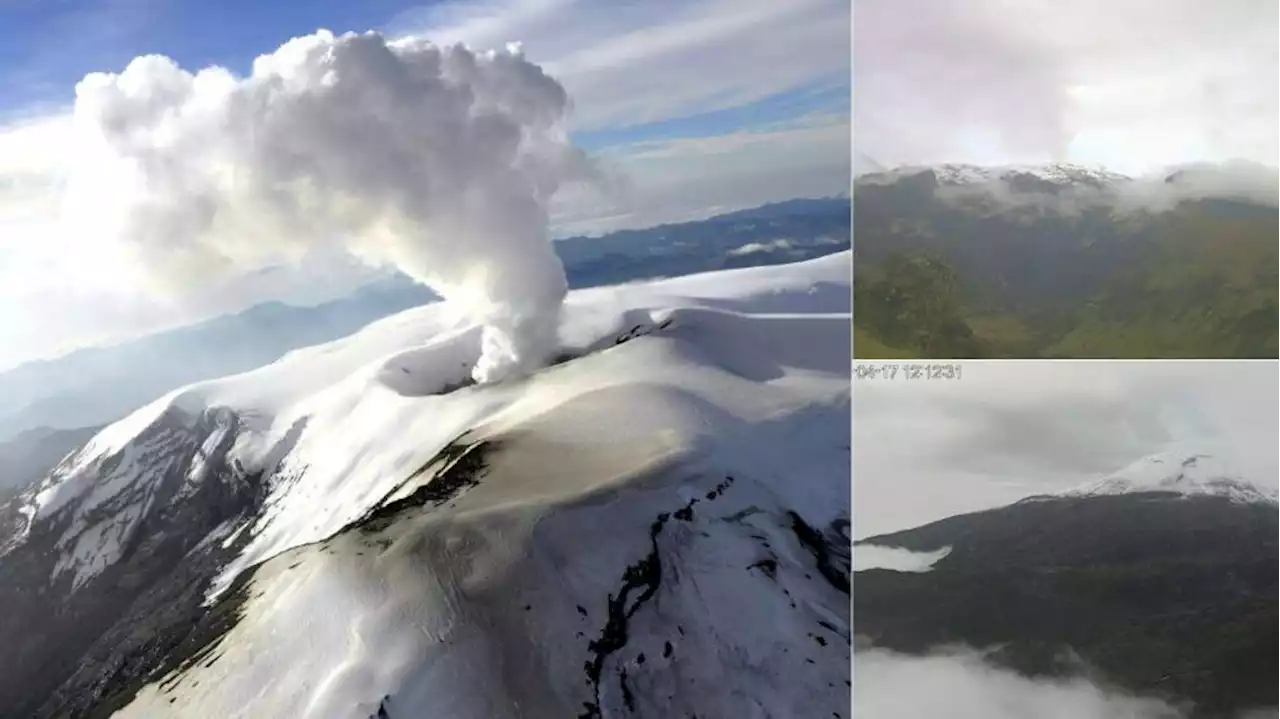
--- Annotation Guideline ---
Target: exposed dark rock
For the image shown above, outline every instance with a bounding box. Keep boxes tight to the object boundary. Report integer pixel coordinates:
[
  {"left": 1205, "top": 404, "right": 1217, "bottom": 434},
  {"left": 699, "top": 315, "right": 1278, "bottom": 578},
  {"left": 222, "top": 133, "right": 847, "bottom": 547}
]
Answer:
[
  {"left": 0, "top": 424, "right": 101, "bottom": 507},
  {"left": 619, "top": 667, "right": 635, "bottom": 712},
  {"left": 788, "top": 512, "right": 850, "bottom": 595},
  {"left": 575, "top": 473, "right": 789, "bottom": 718},
  {"left": 350, "top": 438, "right": 494, "bottom": 534},
  {"left": 613, "top": 319, "right": 673, "bottom": 347},
  {"left": 0, "top": 421, "right": 500, "bottom": 718},
  {"left": 0, "top": 407, "right": 270, "bottom": 718},
  {"left": 578, "top": 490, "right": 703, "bottom": 719},
  {"left": 747, "top": 558, "right": 778, "bottom": 579}
]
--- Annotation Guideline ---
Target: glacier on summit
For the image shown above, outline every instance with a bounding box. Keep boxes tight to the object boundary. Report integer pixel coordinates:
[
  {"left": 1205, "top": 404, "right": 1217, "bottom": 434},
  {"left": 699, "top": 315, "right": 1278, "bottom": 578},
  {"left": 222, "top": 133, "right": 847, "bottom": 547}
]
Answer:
[
  {"left": 1058, "top": 451, "right": 1278, "bottom": 505},
  {"left": 0, "top": 253, "right": 853, "bottom": 719},
  {"left": 857, "top": 162, "right": 1131, "bottom": 187}
]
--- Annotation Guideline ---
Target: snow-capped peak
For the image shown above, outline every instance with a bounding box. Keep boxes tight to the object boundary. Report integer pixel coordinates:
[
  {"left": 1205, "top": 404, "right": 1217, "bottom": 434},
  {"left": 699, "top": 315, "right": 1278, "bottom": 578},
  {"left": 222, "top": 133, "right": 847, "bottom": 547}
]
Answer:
[
  {"left": 1061, "top": 452, "right": 1278, "bottom": 505},
  {"left": 857, "top": 162, "right": 1132, "bottom": 188}
]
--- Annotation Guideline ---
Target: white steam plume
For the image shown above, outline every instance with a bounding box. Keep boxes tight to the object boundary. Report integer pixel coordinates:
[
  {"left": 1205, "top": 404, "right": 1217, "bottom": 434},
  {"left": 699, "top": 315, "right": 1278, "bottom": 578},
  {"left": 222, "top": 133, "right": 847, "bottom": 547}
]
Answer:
[{"left": 64, "top": 30, "right": 590, "bottom": 383}]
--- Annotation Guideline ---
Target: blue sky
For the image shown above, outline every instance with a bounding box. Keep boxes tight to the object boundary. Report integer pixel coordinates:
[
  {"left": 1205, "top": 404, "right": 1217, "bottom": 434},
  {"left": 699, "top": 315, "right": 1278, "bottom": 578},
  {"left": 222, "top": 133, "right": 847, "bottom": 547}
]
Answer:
[
  {"left": 1, "top": 0, "right": 850, "bottom": 149},
  {"left": 572, "top": 76, "right": 850, "bottom": 151},
  {"left": 2, "top": 0, "right": 416, "bottom": 110},
  {"left": 0, "top": 0, "right": 852, "bottom": 368}
]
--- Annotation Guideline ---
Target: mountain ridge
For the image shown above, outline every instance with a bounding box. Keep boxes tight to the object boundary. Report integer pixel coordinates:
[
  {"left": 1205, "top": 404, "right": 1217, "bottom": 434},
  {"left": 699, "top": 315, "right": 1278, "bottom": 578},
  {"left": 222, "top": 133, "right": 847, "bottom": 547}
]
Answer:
[
  {"left": 0, "top": 197, "right": 850, "bottom": 443},
  {"left": 1049, "top": 452, "right": 1278, "bottom": 505},
  {"left": 854, "top": 489, "right": 1277, "bottom": 718},
  {"left": 858, "top": 162, "right": 1133, "bottom": 188},
  {"left": 852, "top": 161, "right": 1278, "bottom": 359},
  {"left": 0, "top": 254, "right": 853, "bottom": 718}
]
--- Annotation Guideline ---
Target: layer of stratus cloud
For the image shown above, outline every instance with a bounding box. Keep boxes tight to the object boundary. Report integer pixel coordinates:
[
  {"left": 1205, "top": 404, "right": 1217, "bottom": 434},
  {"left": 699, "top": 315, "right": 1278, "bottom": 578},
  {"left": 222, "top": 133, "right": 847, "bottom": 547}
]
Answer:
[
  {"left": 65, "top": 29, "right": 591, "bottom": 384},
  {"left": 853, "top": 546, "right": 952, "bottom": 573},
  {"left": 854, "top": 648, "right": 1187, "bottom": 719}
]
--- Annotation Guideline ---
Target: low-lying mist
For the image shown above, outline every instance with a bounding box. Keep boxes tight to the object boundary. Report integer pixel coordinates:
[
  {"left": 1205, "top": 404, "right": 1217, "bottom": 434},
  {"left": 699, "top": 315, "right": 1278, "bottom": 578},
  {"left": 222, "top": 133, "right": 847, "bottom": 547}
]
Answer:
[{"left": 854, "top": 646, "right": 1276, "bottom": 719}]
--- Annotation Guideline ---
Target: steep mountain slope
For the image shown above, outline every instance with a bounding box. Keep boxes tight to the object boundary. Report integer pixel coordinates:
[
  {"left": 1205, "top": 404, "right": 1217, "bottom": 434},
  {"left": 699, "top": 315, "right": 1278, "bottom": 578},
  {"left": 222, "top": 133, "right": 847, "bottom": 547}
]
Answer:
[
  {"left": 0, "top": 285, "right": 434, "bottom": 443},
  {"left": 0, "top": 425, "right": 104, "bottom": 562},
  {"left": 854, "top": 454, "right": 1278, "bottom": 718},
  {"left": 0, "top": 255, "right": 852, "bottom": 718},
  {"left": 852, "top": 163, "right": 1278, "bottom": 358}
]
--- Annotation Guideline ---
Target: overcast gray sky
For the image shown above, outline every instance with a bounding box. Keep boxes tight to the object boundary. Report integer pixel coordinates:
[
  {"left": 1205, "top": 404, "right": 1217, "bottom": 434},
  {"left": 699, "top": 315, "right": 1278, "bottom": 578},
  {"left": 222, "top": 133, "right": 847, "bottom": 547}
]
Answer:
[
  {"left": 853, "top": 361, "right": 1280, "bottom": 538},
  {"left": 854, "top": 0, "right": 1279, "bottom": 174}
]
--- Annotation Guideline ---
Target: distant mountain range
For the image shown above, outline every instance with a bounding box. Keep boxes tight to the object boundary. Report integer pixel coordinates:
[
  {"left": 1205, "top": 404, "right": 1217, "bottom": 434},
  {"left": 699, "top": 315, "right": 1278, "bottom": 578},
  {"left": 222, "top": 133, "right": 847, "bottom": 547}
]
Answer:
[
  {"left": 552, "top": 196, "right": 850, "bottom": 283},
  {"left": 852, "top": 162, "right": 1278, "bottom": 359},
  {"left": 0, "top": 426, "right": 103, "bottom": 502},
  {"left": 854, "top": 454, "right": 1278, "bottom": 718},
  {"left": 0, "top": 197, "right": 850, "bottom": 447}
]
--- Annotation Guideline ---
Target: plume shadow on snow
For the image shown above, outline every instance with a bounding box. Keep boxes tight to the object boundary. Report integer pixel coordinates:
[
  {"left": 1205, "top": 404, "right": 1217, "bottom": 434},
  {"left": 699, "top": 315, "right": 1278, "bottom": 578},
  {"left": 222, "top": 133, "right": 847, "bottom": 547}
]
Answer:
[
  {"left": 657, "top": 309, "right": 851, "bottom": 384},
  {"left": 347, "top": 437, "right": 495, "bottom": 534},
  {"left": 307, "top": 400, "right": 846, "bottom": 718},
  {"left": 70, "top": 266, "right": 852, "bottom": 717},
  {"left": 185, "top": 433, "right": 849, "bottom": 718}
]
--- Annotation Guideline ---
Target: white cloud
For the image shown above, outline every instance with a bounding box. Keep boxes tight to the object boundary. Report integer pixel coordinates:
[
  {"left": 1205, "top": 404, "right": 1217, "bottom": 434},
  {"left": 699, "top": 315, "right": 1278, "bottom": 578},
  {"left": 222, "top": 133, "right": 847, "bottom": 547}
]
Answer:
[
  {"left": 392, "top": 0, "right": 850, "bottom": 130},
  {"left": 0, "top": 1, "right": 851, "bottom": 368},
  {"left": 395, "top": 0, "right": 853, "bottom": 231},
  {"left": 0, "top": 114, "right": 71, "bottom": 227},
  {"left": 727, "top": 239, "right": 794, "bottom": 257},
  {"left": 552, "top": 113, "right": 849, "bottom": 234},
  {"left": 0, "top": 109, "right": 384, "bottom": 371},
  {"left": 853, "top": 361, "right": 1280, "bottom": 538},
  {"left": 854, "top": 648, "right": 1190, "bottom": 719},
  {"left": 854, "top": 545, "right": 951, "bottom": 572}
]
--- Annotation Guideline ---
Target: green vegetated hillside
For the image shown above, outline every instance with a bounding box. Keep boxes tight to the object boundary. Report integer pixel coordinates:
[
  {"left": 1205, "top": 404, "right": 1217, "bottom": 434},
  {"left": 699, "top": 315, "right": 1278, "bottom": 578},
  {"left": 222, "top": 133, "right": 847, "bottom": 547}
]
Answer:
[
  {"left": 852, "top": 169, "right": 1279, "bottom": 359},
  {"left": 853, "top": 252, "right": 986, "bottom": 358}
]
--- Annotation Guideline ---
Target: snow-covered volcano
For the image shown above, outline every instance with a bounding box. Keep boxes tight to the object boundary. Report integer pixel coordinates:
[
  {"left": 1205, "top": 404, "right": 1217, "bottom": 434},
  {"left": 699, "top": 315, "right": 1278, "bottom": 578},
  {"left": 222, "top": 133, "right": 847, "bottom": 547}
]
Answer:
[
  {"left": 853, "top": 461, "right": 1278, "bottom": 719},
  {"left": 1058, "top": 452, "right": 1278, "bottom": 505},
  {"left": 0, "top": 253, "right": 852, "bottom": 718}
]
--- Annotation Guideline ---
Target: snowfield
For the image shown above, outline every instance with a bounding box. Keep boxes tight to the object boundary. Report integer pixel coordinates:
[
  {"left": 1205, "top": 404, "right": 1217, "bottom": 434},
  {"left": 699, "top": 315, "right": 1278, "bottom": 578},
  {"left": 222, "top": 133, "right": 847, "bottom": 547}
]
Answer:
[
  {"left": 855, "top": 162, "right": 1132, "bottom": 187},
  {"left": 10, "top": 253, "right": 852, "bottom": 718},
  {"left": 1057, "top": 451, "right": 1279, "bottom": 505}
]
